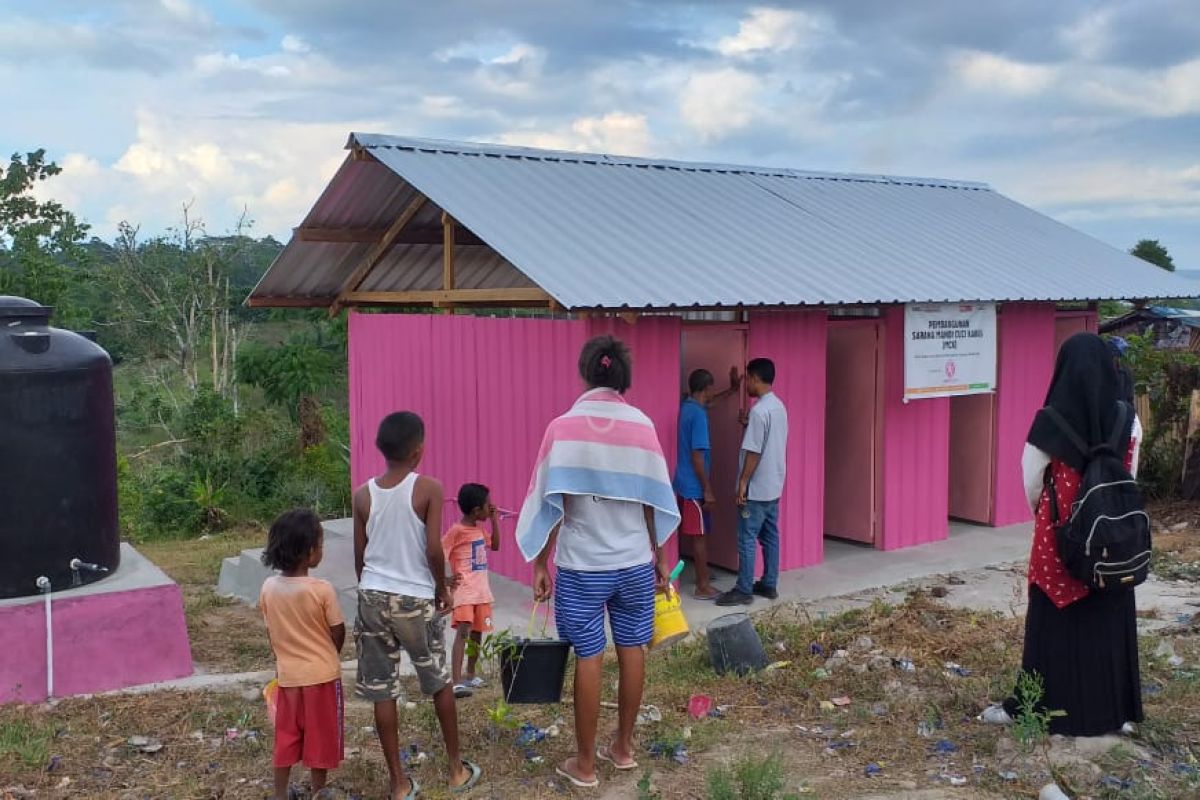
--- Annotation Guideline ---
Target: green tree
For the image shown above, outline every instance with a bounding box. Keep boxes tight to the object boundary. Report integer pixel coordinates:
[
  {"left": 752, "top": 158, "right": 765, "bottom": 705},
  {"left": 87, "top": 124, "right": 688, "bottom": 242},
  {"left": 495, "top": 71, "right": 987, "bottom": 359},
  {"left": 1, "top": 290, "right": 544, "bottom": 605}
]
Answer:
[
  {"left": 0, "top": 150, "right": 91, "bottom": 324},
  {"left": 1131, "top": 239, "right": 1175, "bottom": 272}
]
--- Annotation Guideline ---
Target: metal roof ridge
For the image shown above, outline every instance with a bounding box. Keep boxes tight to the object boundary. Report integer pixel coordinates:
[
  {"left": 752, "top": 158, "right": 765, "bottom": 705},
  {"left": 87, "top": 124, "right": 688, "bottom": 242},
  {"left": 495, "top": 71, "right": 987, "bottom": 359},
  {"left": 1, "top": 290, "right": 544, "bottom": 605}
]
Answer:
[{"left": 347, "top": 132, "right": 991, "bottom": 191}]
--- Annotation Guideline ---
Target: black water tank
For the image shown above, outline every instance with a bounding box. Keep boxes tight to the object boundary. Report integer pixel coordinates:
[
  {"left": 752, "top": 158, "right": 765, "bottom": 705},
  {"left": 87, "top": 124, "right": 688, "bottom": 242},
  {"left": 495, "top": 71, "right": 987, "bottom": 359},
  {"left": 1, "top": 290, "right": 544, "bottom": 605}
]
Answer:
[{"left": 0, "top": 297, "right": 119, "bottom": 598}]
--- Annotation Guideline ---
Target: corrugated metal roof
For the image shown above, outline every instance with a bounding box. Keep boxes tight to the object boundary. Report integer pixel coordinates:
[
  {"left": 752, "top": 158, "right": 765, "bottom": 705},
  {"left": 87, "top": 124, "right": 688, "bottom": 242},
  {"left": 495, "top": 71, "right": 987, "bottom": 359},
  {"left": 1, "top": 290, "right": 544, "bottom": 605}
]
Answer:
[{"left": 250, "top": 133, "right": 1198, "bottom": 308}]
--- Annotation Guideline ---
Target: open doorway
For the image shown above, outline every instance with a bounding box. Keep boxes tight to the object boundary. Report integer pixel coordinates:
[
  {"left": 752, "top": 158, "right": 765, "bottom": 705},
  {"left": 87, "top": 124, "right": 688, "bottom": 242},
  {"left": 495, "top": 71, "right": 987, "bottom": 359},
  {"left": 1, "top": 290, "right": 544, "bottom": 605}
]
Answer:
[
  {"left": 948, "top": 394, "right": 996, "bottom": 523},
  {"left": 679, "top": 324, "right": 747, "bottom": 572},
  {"left": 824, "top": 320, "right": 882, "bottom": 545},
  {"left": 1054, "top": 312, "right": 1095, "bottom": 357}
]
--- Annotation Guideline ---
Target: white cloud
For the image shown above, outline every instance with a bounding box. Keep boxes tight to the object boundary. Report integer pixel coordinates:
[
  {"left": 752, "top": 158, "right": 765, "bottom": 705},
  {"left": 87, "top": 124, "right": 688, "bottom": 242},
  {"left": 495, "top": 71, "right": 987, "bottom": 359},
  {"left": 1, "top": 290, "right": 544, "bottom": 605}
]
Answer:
[
  {"left": 195, "top": 51, "right": 290, "bottom": 78},
  {"left": 281, "top": 35, "right": 311, "bottom": 54},
  {"left": 1077, "top": 58, "right": 1200, "bottom": 117},
  {"left": 1002, "top": 161, "right": 1200, "bottom": 215},
  {"left": 38, "top": 110, "right": 369, "bottom": 238},
  {"left": 679, "top": 68, "right": 762, "bottom": 139},
  {"left": 159, "top": 0, "right": 212, "bottom": 28},
  {"left": 715, "top": 7, "right": 817, "bottom": 58},
  {"left": 951, "top": 50, "right": 1057, "bottom": 96},
  {"left": 1060, "top": 9, "right": 1114, "bottom": 61},
  {"left": 498, "top": 112, "right": 653, "bottom": 155}
]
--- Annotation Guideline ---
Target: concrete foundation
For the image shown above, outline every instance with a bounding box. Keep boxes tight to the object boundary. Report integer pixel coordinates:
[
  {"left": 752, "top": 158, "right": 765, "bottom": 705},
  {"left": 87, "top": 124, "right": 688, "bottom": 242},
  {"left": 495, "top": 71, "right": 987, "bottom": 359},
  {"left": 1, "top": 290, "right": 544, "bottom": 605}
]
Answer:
[
  {"left": 1, "top": 543, "right": 193, "bottom": 703},
  {"left": 219, "top": 518, "right": 1035, "bottom": 639}
]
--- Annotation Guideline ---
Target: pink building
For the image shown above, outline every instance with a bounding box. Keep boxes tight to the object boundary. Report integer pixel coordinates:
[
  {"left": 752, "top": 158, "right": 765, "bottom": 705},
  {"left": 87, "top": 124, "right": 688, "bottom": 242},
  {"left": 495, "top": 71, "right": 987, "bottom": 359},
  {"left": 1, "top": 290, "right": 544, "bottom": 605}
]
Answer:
[{"left": 250, "top": 134, "right": 1192, "bottom": 586}]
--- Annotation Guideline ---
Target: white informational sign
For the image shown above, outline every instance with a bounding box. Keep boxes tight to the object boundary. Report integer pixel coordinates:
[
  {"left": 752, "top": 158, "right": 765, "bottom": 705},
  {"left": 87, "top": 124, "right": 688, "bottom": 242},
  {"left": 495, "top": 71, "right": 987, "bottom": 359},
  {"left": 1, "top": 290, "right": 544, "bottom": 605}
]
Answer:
[{"left": 904, "top": 303, "right": 997, "bottom": 400}]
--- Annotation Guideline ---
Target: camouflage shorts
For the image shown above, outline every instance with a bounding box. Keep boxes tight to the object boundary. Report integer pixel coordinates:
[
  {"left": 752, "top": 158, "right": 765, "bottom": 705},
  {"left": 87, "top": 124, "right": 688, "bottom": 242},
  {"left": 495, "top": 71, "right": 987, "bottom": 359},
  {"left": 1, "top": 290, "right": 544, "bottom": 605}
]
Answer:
[{"left": 355, "top": 590, "right": 451, "bottom": 701}]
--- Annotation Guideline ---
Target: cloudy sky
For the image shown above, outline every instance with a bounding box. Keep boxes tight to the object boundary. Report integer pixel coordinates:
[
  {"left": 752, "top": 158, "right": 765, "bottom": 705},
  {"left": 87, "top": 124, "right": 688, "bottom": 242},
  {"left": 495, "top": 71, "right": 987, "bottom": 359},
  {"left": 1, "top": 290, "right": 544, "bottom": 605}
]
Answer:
[{"left": 3, "top": 0, "right": 1198, "bottom": 268}]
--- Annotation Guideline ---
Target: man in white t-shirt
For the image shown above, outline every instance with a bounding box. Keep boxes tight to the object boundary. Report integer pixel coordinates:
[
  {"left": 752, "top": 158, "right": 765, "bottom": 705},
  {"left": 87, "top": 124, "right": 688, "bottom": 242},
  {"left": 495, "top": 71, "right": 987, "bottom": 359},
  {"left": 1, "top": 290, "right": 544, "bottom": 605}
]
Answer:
[{"left": 717, "top": 358, "right": 788, "bottom": 607}]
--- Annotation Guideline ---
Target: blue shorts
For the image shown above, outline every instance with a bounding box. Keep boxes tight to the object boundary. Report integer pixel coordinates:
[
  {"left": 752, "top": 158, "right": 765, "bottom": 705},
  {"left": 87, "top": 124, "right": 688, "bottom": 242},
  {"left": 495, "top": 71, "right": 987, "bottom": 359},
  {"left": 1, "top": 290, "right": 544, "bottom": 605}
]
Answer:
[{"left": 554, "top": 563, "right": 655, "bottom": 659}]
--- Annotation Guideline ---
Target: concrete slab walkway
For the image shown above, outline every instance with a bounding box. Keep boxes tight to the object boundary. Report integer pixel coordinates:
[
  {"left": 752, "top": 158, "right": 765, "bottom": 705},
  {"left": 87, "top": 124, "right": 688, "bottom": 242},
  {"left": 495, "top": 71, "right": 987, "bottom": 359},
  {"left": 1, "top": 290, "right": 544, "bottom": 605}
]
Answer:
[{"left": 219, "top": 517, "right": 1035, "bottom": 637}]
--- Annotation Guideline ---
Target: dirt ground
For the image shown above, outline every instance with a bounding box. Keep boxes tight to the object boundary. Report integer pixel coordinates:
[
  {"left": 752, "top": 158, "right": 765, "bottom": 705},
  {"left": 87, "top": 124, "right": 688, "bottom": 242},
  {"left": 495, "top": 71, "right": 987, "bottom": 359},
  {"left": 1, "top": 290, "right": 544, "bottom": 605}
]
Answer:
[
  {"left": 2, "top": 505, "right": 1198, "bottom": 799},
  {"left": 140, "top": 529, "right": 275, "bottom": 673}
]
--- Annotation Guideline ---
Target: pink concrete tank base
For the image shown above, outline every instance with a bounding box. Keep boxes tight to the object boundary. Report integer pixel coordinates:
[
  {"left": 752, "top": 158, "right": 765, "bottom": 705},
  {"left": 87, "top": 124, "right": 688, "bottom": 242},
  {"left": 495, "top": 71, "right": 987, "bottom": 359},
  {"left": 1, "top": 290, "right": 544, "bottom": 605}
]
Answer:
[
  {"left": 748, "top": 310, "right": 827, "bottom": 569},
  {"left": 0, "top": 544, "right": 193, "bottom": 704},
  {"left": 349, "top": 313, "right": 683, "bottom": 585}
]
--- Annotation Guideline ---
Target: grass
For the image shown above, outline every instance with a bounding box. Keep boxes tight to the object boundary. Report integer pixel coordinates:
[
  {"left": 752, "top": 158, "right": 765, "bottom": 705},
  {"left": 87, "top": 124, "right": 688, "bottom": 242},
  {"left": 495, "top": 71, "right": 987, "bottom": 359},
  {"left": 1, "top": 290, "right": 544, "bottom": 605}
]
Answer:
[
  {"left": 1, "top": 590, "right": 1198, "bottom": 798},
  {"left": 0, "top": 716, "right": 52, "bottom": 769}
]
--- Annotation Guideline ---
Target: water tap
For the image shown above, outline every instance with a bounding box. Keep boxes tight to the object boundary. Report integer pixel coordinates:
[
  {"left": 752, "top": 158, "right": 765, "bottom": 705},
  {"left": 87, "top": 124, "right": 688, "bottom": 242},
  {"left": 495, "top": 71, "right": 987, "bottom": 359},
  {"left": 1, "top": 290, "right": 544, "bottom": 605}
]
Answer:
[{"left": 69, "top": 558, "right": 108, "bottom": 587}]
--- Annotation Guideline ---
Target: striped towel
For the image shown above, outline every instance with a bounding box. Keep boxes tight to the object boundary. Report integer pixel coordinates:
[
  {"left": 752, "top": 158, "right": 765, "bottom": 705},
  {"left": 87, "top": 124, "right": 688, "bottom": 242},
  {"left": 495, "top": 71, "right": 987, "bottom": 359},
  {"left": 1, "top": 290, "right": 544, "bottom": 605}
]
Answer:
[{"left": 516, "top": 388, "right": 681, "bottom": 562}]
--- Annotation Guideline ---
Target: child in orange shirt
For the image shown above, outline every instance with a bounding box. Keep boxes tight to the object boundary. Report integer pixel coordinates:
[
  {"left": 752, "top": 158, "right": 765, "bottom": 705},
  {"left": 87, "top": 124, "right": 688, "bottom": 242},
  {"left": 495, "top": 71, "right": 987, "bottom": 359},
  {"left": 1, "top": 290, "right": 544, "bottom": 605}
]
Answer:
[
  {"left": 442, "top": 483, "right": 501, "bottom": 698},
  {"left": 259, "top": 509, "right": 346, "bottom": 800}
]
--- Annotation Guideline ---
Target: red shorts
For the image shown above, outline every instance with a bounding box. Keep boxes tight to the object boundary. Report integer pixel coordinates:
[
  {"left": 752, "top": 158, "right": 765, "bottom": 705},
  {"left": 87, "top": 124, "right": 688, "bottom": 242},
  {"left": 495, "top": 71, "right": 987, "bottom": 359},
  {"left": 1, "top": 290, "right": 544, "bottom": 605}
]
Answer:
[
  {"left": 273, "top": 679, "right": 344, "bottom": 769},
  {"left": 452, "top": 602, "right": 494, "bottom": 633},
  {"left": 678, "top": 497, "right": 709, "bottom": 537}
]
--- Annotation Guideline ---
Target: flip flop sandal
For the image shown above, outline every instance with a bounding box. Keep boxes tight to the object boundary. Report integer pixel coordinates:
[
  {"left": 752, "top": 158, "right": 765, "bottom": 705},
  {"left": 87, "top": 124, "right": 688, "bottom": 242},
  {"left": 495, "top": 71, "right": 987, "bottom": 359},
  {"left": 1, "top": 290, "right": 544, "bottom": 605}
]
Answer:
[
  {"left": 399, "top": 775, "right": 421, "bottom": 799},
  {"left": 451, "top": 760, "right": 482, "bottom": 793},
  {"left": 555, "top": 765, "right": 600, "bottom": 789},
  {"left": 597, "top": 746, "right": 639, "bottom": 771}
]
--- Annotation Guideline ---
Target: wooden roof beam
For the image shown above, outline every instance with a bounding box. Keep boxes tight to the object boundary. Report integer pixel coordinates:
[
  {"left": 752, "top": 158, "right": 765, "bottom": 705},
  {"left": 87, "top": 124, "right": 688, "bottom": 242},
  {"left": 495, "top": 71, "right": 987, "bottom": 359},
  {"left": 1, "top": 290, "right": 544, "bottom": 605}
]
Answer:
[
  {"left": 328, "top": 193, "right": 428, "bottom": 317},
  {"left": 295, "top": 226, "right": 486, "bottom": 246},
  {"left": 344, "top": 288, "right": 551, "bottom": 307}
]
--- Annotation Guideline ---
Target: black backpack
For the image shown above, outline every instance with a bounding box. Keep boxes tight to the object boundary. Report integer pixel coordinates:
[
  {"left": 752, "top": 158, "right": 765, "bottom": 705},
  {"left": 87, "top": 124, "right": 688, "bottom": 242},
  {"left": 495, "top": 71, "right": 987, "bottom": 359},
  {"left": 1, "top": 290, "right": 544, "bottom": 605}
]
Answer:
[{"left": 1043, "top": 401, "right": 1152, "bottom": 591}]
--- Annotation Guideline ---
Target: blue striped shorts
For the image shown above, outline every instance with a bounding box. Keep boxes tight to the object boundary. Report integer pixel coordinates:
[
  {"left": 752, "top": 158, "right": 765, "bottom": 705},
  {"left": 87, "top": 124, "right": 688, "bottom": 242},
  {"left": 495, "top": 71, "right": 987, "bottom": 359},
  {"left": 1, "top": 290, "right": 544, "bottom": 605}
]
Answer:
[{"left": 554, "top": 563, "right": 656, "bottom": 659}]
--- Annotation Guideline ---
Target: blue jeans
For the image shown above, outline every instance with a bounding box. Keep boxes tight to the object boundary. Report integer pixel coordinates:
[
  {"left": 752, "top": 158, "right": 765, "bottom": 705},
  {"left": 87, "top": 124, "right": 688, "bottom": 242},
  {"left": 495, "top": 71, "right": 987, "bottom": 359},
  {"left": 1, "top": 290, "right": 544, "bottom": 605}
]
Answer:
[{"left": 735, "top": 499, "right": 780, "bottom": 595}]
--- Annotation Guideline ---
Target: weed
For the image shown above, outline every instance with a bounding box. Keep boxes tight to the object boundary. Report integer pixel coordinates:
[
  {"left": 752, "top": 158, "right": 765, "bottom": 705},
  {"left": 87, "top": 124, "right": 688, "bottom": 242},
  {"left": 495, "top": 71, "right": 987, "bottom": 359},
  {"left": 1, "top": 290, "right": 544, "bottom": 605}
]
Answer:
[
  {"left": 637, "top": 768, "right": 659, "bottom": 799},
  {"left": 1012, "top": 670, "right": 1065, "bottom": 752},
  {"left": 706, "top": 751, "right": 800, "bottom": 800},
  {"left": 0, "top": 718, "right": 53, "bottom": 768}
]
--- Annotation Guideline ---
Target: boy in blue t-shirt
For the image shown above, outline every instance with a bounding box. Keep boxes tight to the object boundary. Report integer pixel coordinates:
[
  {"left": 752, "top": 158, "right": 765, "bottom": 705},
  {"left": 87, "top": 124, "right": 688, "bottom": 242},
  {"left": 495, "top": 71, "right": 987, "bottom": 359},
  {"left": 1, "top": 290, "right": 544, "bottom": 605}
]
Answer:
[{"left": 673, "top": 367, "right": 740, "bottom": 599}]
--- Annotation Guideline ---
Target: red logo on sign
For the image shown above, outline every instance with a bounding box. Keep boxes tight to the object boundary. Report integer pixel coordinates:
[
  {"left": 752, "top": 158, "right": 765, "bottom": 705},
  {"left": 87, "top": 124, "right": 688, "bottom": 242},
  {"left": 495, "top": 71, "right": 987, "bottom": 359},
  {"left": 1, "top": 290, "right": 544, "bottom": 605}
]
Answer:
[{"left": 945, "top": 361, "right": 957, "bottom": 379}]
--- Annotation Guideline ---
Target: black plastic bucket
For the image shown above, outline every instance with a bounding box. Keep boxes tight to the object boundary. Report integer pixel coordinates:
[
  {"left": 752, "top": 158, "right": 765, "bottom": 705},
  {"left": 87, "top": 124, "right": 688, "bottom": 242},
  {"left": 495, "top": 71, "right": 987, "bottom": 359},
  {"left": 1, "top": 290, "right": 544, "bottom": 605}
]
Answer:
[
  {"left": 707, "top": 612, "right": 768, "bottom": 676},
  {"left": 500, "top": 638, "right": 572, "bottom": 704}
]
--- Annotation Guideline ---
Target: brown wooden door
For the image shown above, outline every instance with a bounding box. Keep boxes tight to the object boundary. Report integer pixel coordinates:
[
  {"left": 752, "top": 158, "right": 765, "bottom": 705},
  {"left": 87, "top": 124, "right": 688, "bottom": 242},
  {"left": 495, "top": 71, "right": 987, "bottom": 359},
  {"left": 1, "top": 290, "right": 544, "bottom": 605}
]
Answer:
[
  {"left": 680, "top": 325, "right": 747, "bottom": 571},
  {"left": 824, "top": 322, "right": 880, "bottom": 543}
]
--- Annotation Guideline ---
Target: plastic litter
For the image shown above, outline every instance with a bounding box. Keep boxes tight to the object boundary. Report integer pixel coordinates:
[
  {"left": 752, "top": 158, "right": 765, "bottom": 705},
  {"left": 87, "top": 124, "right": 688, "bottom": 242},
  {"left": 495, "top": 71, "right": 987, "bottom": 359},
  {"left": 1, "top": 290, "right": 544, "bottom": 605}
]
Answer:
[
  {"left": 636, "top": 704, "right": 664, "bottom": 725},
  {"left": 864, "top": 762, "right": 883, "bottom": 777},
  {"left": 1038, "top": 784, "right": 1070, "bottom": 800},
  {"left": 1100, "top": 775, "right": 1132, "bottom": 790},
  {"left": 943, "top": 662, "right": 971, "bottom": 677},
  {"left": 948, "top": 776, "right": 967, "bottom": 786},
  {"left": 932, "top": 739, "right": 957, "bottom": 755},
  {"left": 688, "top": 694, "right": 715, "bottom": 720},
  {"left": 810, "top": 643, "right": 825, "bottom": 656},
  {"left": 999, "top": 771, "right": 1018, "bottom": 781},
  {"left": 647, "top": 741, "right": 688, "bottom": 764},
  {"left": 812, "top": 667, "right": 830, "bottom": 679},
  {"left": 765, "top": 660, "right": 791, "bottom": 671},
  {"left": 892, "top": 657, "right": 916, "bottom": 672},
  {"left": 831, "top": 696, "right": 851, "bottom": 707},
  {"left": 819, "top": 701, "right": 835, "bottom": 712},
  {"left": 516, "top": 723, "right": 547, "bottom": 747}
]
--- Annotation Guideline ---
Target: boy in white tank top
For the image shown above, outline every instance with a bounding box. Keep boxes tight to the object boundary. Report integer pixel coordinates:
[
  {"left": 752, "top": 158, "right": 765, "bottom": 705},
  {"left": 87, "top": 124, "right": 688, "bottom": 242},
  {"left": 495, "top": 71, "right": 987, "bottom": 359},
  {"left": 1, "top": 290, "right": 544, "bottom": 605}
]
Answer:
[{"left": 353, "top": 411, "right": 481, "bottom": 797}]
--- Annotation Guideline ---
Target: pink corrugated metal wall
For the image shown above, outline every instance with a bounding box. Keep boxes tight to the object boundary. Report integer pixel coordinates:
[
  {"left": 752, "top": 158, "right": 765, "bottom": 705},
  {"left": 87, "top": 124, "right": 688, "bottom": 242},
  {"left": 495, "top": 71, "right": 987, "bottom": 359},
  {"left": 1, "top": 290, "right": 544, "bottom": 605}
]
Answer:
[
  {"left": 350, "top": 313, "right": 589, "bottom": 583},
  {"left": 880, "top": 306, "right": 950, "bottom": 549},
  {"left": 992, "top": 303, "right": 1056, "bottom": 526},
  {"left": 349, "top": 313, "right": 682, "bottom": 585},
  {"left": 748, "top": 310, "right": 827, "bottom": 568},
  {"left": 586, "top": 316, "right": 682, "bottom": 569}
]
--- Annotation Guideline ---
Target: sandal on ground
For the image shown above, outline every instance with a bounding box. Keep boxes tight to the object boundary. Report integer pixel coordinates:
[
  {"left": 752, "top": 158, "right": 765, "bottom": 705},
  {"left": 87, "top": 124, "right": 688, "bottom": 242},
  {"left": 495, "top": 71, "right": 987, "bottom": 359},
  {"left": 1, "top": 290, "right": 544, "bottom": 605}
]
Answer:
[
  {"left": 693, "top": 589, "right": 721, "bottom": 601},
  {"left": 451, "top": 760, "right": 482, "bottom": 793},
  {"left": 464, "top": 676, "right": 486, "bottom": 688},
  {"left": 597, "top": 745, "right": 639, "bottom": 770},
  {"left": 395, "top": 775, "right": 420, "bottom": 800},
  {"left": 453, "top": 683, "right": 474, "bottom": 698},
  {"left": 556, "top": 762, "right": 600, "bottom": 789}
]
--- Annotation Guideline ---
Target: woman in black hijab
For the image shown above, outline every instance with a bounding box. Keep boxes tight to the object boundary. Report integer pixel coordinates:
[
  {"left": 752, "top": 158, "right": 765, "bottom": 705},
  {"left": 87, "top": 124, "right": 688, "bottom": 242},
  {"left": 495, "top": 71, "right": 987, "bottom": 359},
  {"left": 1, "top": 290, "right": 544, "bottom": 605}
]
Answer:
[{"left": 982, "top": 333, "right": 1144, "bottom": 736}]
